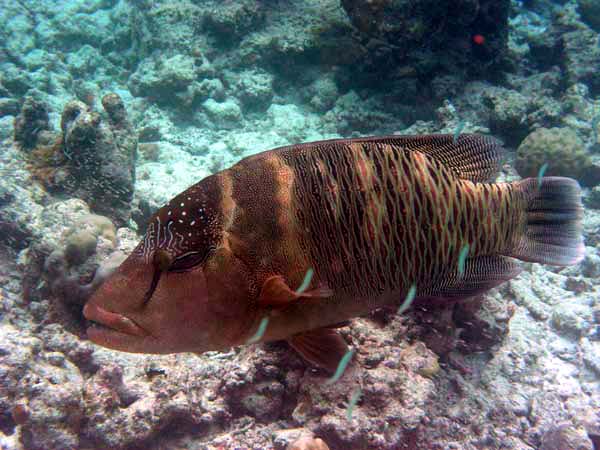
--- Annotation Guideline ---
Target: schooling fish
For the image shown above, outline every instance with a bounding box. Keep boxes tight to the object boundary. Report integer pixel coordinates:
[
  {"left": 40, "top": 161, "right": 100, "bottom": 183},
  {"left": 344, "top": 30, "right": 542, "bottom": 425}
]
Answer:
[{"left": 83, "top": 134, "right": 584, "bottom": 372}]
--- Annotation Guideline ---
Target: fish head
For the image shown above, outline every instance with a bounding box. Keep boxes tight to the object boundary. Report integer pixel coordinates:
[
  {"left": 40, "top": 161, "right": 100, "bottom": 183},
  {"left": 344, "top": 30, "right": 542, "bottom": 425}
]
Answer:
[{"left": 84, "top": 179, "right": 254, "bottom": 354}]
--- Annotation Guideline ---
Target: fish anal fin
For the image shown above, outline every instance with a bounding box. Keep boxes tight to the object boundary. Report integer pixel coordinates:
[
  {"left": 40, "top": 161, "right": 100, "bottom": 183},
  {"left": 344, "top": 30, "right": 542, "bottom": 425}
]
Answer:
[
  {"left": 288, "top": 328, "right": 349, "bottom": 374},
  {"left": 258, "top": 275, "right": 334, "bottom": 309},
  {"left": 424, "top": 255, "right": 522, "bottom": 300}
]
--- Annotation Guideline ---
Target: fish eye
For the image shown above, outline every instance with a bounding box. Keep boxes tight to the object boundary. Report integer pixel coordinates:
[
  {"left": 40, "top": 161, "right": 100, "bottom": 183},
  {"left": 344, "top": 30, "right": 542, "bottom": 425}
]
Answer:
[{"left": 169, "top": 251, "right": 206, "bottom": 272}]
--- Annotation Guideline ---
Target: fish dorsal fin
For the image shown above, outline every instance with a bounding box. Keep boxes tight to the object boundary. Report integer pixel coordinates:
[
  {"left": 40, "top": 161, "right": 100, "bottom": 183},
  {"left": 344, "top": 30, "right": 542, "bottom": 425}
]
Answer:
[
  {"left": 258, "top": 275, "right": 333, "bottom": 308},
  {"left": 355, "top": 134, "right": 506, "bottom": 182},
  {"left": 422, "top": 255, "right": 522, "bottom": 300},
  {"left": 288, "top": 328, "right": 349, "bottom": 374}
]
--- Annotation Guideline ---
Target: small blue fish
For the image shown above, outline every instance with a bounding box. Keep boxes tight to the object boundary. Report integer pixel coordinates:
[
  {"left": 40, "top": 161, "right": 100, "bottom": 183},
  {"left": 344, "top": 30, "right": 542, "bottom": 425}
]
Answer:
[
  {"left": 295, "top": 268, "right": 314, "bottom": 294},
  {"left": 246, "top": 316, "right": 269, "bottom": 344},
  {"left": 537, "top": 163, "right": 548, "bottom": 188},
  {"left": 458, "top": 244, "right": 470, "bottom": 276},
  {"left": 326, "top": 348, "right": 354, "bottom": 385},
  {"left": 397, "top": 284, "right": 417, "bottom": 315},
  {"left": 346, "top": 387, "right": 362, "bottom": 421},
  {"left": 453, "top": 120, "right": 466, "bottom": 143}
]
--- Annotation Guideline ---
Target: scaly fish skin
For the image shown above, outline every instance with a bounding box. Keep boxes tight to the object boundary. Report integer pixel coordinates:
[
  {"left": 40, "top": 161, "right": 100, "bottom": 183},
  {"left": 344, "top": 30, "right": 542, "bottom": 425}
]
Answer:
[{"left": 84, "top": 134, "right": 584, "bottom": 371}]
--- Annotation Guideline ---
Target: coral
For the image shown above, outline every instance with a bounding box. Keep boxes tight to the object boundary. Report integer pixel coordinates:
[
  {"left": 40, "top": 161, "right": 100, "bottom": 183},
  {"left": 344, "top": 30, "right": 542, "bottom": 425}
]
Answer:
[
  {"left": 0, "top": 97, "right": 19, "bottom": 117},
  {"left": 137, "top": 142, "right": 160, "bottom": 161},
  {"left": 515, "top": 127, "right": 600, "bottom": 187},
  {"left": 232, "top": 69, "right": 274, "bottom": 112},
  {"left": 128, "top": 54, "right": 207, "bottom": 104},
  {"left": 60, "top": 93, "right": 137, "bottom": 225},
  {"left": 306, "top": 75, "right": 339, "bottom": 113},
  {"left": 561, "top": 26, "right": 600, "bottom": 97},
  {"left": 64, "top": 230, "right": 97, "bottom": 265},
  {"left": 340, "top": 0, "right": 511, "bottom": 80},
  {"left": 288, "top": 436, "right": 331, "bottom": 450},
  {"left": 273, "top": 429, "right": 326, "bottom": 450},
  {"left": 132, "top": 2, "right": 206, "bottom": 55},
  {"left": 202, "top": 97, "right": 243, "bottom": 129},
  {"left": 204, "top": 0, "right": 265, "bottom": 41},
  {"left": 0, "top": 324, "right": 84, "bottom": 450},
  {"left": 541, "top": 423, "right": 594, "bottom": 450},
  {"left": 483, "top": 87, "right": 530, "bottom": 146},
  {"left": 577, "top": 0, "right": 600, "bottom": 33},
  {"left": 13, "top": 94, "right": 50, "bottom": 149},
  {"left": 530, "top": 5, "right": 600, "bottom": 96},
  {"left": 43, "top": 212, "right": 122, "bottom": 306}
]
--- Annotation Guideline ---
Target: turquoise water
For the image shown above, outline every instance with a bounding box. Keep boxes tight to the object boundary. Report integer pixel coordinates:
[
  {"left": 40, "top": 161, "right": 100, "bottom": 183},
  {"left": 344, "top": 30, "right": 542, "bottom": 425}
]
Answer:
[{"left": 0, "top": 1, "right": 599, "bottom": 449}]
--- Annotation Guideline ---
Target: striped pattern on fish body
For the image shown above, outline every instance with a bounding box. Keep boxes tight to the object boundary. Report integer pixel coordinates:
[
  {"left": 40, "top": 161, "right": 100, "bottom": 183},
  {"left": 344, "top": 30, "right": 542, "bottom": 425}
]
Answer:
[
  {"left": 214, "top": 136, "right": 520, "bottom": 308},
  {"left": 84, "top": 133, "right": 583, "bottom": 373}
]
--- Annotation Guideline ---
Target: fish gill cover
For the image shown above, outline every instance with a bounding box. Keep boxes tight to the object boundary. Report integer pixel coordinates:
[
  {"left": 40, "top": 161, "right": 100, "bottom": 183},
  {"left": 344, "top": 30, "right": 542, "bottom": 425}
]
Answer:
[{"left": 0, "top": 0, "right": 599, "bottom": 450}]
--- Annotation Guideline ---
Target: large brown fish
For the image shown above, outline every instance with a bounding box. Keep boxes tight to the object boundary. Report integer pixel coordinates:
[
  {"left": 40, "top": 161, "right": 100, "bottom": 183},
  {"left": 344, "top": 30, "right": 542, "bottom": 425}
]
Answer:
[{"left": 83, "top": 134, "right": 584, "bottom": 371}]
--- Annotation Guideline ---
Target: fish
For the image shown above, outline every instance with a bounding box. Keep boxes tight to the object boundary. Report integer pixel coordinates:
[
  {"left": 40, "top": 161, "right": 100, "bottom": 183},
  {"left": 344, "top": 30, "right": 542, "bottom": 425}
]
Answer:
[{"left": 83, "top": 134, "right": 584, "bottom": 372}]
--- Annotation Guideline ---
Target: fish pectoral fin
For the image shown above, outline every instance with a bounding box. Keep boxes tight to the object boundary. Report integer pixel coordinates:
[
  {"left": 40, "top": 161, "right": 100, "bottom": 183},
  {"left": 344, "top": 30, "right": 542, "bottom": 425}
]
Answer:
[
  {"left": 425, "top": 255, "right": 522, "bottom": 300},
  {"left": 288, "top": 328, "right": 349, "bottom": 374},
  {"left": 258, "top": 275, "right": 333, "bottom": 309}
]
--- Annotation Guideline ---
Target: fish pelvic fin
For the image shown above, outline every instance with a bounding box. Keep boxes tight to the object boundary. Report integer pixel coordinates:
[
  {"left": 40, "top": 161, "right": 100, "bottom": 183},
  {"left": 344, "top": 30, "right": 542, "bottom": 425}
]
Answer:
[
  {"left": 288, "top": 328, "right": 349, "bottom": 374},
  {"left": 509, "top": 177, "right": 584, "bottom": 266}
]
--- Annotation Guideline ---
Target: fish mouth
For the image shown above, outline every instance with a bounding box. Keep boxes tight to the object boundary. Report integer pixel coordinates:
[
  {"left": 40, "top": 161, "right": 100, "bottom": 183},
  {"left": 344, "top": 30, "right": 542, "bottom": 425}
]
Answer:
[{"left": 83, "top": 303, "right": 149, "bottom": 338}]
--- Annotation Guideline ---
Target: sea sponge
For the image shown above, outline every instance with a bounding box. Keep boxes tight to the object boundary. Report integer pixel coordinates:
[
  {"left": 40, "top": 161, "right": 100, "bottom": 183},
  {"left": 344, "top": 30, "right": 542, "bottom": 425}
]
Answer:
[
  {"left": 515, "top": 127, "right": 600, "bottom": 187},
  {"left": 64, "top": 230, "right": 97, "bottom": 265},
  {"left": 288, "top": 436, "right": 330, "bottom": 450},
  {"left": 60, "top": 93, "right": 137, "bottom": 225},
  {"left": 43, "top": 214, "right": 120, "bottom": 305},
  {"left": 13, "top": 95, "right": 50, "bottom": 149}
]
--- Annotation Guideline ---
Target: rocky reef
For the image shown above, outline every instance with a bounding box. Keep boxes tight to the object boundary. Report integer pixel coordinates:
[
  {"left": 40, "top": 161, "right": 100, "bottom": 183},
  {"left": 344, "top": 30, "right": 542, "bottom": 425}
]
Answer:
[
  {"left": 0, "top": 0, "right": 599, "bottom": 449},
  {"left": 14, "top": 92, "right": 137, "bottom": 226}
]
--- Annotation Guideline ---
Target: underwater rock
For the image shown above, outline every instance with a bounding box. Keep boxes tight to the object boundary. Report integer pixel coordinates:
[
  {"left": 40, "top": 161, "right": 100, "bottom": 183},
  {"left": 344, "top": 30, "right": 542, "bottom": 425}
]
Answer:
[
  {"left": 232, "top": 68, "right": 274, "bottom": 112},
  {"left": 0, "top": 64, "right": 33, "bottom": 97},
  {"left": 0, "top": 323, "right": 84, "bottom": 450},
  {"left": 13, "top": 95, "right": 50, "bottom": 150},
  {"left": 42, "top": 213, "right": 125, "bottom": 307},
  {"left": 340, "top": 0, "right": 510, "bottom": 80},
  {"left": 516, "top": 127, "right": 600, "bottom": 187},
  {"left": 577, "top": 0, "right": 600, "bottom": 32},
  {"left": 204, "top": 0, "right": 265, "bottom": 41},
  {"left": 0, "top": 97, "right": 19, "bottom": 117},
  {"left": 483, "top": 87, "right": 530, "bottom": 147},
  {"left": 323, "top": 91, "right": 396, "bottom": 135},
  {"left": 541, "top": 423, "right": 594, "bottom": 450},
  {"left": 272, "top": 429, "right": 322, "bottom": 450},
  {"left": 551, "top": 303, "right": 593, "bottom": 338},
  {"left": 202, "top": 97, "right": 243, "bottom": 129},
  {"left": 306, "top": 75, "right": 339, "bottom": 113},
  {"left": 560, "top": 26, "right": 600, "bottom": 97},
  {"left": 288, "top": 435, "right": 331, "bottom": 450},
  {"left": 128, "top": 54, "right": 203, "bottom": 104},
  {"left": 529, "top": 6, "right": 600, "bottom": 96},
  {"left": 130, "top": 2, "right": 206, "bottom": 55},
  {"left": 60, "top": 93, "right": 137, "bottom": 225}
]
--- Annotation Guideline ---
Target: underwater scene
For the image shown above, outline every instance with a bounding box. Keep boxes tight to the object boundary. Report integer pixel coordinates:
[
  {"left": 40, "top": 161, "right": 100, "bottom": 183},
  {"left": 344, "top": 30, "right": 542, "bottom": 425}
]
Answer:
[{"left": 1, "top": 0, "right": 600, "bottom": 449}]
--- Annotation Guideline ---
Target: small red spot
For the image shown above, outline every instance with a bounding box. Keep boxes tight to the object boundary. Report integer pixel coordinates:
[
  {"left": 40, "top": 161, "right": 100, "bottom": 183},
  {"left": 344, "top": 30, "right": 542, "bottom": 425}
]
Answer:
[{"left": 473, "top": 34, "right": 485, "bottom": 45}]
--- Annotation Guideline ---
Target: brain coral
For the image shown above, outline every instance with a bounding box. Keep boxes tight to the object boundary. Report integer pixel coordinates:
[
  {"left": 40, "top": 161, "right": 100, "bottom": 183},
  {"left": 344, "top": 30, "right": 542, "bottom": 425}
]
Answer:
[{"left": 515, "top": 127, "right": 600, "bottom": 187}]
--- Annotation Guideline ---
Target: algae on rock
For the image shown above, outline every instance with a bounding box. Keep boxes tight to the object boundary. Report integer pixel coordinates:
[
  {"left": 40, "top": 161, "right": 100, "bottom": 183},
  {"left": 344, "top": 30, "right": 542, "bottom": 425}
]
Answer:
[{"left": 516, "top": 127, "right": 600, "bottom": 187}]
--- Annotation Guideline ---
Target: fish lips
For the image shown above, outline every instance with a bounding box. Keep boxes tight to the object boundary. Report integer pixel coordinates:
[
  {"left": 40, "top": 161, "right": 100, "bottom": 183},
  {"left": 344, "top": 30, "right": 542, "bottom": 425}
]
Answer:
[{"left": 83, "top": 303, "right": 149, "bottom": 338}]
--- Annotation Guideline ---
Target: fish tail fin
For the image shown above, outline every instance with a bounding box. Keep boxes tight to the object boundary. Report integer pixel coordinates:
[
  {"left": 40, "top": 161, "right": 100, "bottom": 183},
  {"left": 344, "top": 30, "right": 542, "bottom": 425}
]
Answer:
[{"left": 509, "top": 177, "right": 584, "bottom": 266}]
